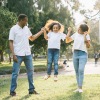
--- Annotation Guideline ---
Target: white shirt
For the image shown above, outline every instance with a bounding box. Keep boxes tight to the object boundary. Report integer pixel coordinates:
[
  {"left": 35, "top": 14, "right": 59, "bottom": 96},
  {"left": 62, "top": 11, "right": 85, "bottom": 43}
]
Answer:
[
  {"left": 71, "top": 32, "right": 90, "bottom": 53},
  {"left": 9, "top": 24, "right": 32, "bottom": 56},
  {"left": 47, "top": 32, "right": 66, "bottom": 49}
]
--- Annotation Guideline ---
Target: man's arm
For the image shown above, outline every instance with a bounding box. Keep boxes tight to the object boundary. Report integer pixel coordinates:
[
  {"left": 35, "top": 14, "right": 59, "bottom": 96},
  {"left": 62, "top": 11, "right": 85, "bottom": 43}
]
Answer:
[
  {"left": 29, "top": 30, "right": 43, "bottom": 41},
  {"left": 9, "top": 40, "right": 18, "bottom": 62}
]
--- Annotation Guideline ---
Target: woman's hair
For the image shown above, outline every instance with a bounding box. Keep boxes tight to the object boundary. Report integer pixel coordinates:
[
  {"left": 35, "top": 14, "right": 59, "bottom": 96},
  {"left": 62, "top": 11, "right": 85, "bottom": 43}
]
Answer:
[
  {"left": 48, "top": 22, "right": 61, "bottom": 31},
  {"left": 79, "top": 24, "right": 89, "bottom": 32}
]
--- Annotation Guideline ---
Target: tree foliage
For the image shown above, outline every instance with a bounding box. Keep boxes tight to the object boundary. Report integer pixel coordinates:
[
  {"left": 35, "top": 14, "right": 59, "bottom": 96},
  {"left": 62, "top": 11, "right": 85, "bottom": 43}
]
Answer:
[{"left": 0, "top": 7, "right": 17, "bottom": 61}]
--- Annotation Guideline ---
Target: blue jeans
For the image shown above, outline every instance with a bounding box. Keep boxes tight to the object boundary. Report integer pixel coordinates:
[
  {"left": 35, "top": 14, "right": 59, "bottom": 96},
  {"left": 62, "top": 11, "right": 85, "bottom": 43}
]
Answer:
[
  {"left": 47, "top": 49, "right": 59, "bottom": 75},
  {"left": 73, "top": 50, "right": 88, "bottom": 87},
  {"left": 10, "top": 55, "right": 35, "bottom": 92}
]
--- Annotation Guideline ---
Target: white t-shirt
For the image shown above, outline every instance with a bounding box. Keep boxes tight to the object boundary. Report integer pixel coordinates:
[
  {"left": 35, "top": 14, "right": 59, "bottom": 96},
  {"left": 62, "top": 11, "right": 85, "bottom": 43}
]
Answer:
[
  {"left": 9, "top": 24, "right": 32, "bottom": 56},
  {"left": 71, "top": 32, "right": 90, "bottom": 53},
  {"left": 47, "top": 32, "right": 66, "bottom": 49}
]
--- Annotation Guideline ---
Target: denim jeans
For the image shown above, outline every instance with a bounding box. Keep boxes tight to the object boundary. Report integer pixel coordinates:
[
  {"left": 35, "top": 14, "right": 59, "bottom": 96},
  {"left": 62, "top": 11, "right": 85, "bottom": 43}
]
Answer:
[
  {"left": 73, "top": 50, "right": 88, "bottom": 87},
  {"left": 10, "top": 55, "right": 35, "bottom": 92},
  {"left": 47, "top": 49, "right": 59, "bottom": 75}
]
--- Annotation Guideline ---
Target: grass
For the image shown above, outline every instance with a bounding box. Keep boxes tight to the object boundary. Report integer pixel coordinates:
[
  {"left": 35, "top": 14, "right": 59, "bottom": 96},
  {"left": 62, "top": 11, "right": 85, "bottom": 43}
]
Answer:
[
  {"left": 0, "top": 59, "right": 63, "bottom": 75},
  {"left": 0, "top": 59, "right": 47, "bottom": 75},
  {"left": 0, "top": 75, "right": 100, "bottom": 100}
]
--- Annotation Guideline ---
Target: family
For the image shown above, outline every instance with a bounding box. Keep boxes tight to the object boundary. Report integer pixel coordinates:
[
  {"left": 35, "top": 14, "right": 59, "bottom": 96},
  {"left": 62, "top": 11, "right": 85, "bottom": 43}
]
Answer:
[{"left": 9, "top": 14, "right": 90, "bottom": 96}]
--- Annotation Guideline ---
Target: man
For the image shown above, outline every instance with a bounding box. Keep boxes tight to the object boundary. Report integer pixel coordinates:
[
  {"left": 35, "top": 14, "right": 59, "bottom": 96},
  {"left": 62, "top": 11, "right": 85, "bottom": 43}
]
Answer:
[{"left": 9, "top": 14, "right": 43, "bottom": 96}]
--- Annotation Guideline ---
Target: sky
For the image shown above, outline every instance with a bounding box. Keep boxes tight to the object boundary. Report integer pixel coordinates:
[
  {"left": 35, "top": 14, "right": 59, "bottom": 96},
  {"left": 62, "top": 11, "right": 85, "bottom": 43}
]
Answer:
[{"left": 62, "top": 0, "right": 98, "bottom": 25}]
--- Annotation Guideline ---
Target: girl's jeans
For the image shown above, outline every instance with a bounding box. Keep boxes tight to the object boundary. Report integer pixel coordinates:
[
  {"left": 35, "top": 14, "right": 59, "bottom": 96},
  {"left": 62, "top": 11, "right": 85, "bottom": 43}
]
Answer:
[
  {"left": 47, "top": 49, "right": 59, "bottom": 75},
  {"left": 73, "top": 50, "right": 88, "bottom": 87}
]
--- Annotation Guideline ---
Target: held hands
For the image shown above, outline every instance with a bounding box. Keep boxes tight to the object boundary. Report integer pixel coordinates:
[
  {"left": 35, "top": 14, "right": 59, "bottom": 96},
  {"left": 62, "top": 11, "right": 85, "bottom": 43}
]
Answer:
[
  {"left": 68, "top": 27, "right": 72, "bottom": 33},
  {"left": 84, "top": 31, "right": 88, "bottom": 36}
]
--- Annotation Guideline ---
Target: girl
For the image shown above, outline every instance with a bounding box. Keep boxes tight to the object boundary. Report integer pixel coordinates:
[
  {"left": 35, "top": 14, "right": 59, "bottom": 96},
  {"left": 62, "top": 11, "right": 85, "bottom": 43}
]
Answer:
[
  {"left": 43, "top": 22, "right": 70, "bottom": 81},
  {"left": 66, "top": 24, "right": 90, "bottom": 93}
]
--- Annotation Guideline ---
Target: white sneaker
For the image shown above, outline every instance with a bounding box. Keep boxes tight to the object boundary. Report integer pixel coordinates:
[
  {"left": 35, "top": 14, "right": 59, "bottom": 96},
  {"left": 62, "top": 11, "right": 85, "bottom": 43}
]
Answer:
[
  {"left": 54, "top": 76, "right": 58, "bottom": 82},
  {"left": 44, "top": 75, "right": 50, "bottom": 80},
  {"left": 73, "top": 89, "right": 79, "bottom": 92},
  {"left": 79, "top": 89, "right": 83, "bottom": 93}
]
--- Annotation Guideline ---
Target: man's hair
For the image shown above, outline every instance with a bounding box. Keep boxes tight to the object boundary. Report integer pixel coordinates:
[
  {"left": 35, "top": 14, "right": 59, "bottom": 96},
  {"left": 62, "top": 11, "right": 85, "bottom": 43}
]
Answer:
[
  {"left": 49, "top": 23, "right": 61, "bottom": 31},
  {"left": 80, "top": 24, "right": 89, "bottom": 32},
  {"left": 18, "top": 14, "right": 27, "bottom": 21}
]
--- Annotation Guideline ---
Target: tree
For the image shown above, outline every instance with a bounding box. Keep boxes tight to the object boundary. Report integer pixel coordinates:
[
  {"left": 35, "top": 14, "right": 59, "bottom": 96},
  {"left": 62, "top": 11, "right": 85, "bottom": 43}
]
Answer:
[{"left": 0, "top": 7, "right": 17, "bottom": 62}]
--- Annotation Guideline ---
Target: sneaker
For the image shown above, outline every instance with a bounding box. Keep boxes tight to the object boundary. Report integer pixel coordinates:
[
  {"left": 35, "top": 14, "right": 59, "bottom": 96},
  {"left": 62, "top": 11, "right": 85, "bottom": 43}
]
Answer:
[
  {"left": 10, "top": 91, "right": 16, "bottom": 96},
  {"left": 79, "top": 89, "right": 83, "bottom": 93},
  {"left": 44, "top": 75, "right": 50, "bottom": 80},
  {"left": 73, "top": 89, "right": 79, "bottom": 92},
  {"left": 54, "top": 76, "right": 58, "bottom": 82},
  {"left": 29, "top": 90, "right": 39, "bottom": 94}
]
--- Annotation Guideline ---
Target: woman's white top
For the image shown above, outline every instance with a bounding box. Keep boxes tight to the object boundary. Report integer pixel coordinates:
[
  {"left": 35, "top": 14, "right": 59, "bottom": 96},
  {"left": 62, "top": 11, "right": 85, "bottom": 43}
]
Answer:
[
  {"left": 47, "top": 32, "right": 66, "bottom": 49},
  {"left": 71, "top": 32, "right": 90, "bottom": 53}
]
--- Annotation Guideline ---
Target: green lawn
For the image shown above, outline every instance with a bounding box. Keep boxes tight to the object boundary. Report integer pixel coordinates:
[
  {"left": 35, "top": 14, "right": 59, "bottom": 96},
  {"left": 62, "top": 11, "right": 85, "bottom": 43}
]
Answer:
[
  {"left": 0, "top": 59, "right": 47, "bottom": 75},
  {"left": 0, "top": 75, "right": 100, "bottom": 100}
]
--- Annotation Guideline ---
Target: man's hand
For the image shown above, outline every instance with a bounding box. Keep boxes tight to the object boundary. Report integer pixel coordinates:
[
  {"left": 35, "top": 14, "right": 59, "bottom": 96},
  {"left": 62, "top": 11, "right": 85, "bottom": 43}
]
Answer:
[{"left": 13, "top": 55, "right": 18, "bottom": 63}]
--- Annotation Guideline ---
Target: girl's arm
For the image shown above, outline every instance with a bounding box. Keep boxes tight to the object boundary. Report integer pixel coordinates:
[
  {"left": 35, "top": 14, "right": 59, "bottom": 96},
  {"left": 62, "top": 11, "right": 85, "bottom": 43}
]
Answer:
[
  {"left": 66, "top": 27, "right": 73, "bottom": 43},
  {"left": 44, "top": 29, "right": 48, "bottom": 40}
]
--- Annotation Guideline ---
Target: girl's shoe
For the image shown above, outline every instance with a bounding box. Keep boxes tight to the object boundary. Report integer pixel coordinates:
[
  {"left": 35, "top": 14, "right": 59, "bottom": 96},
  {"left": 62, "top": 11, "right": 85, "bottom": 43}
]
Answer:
[
  {"left": 54, "top": 76, "right": 58, "bottom": 82},
  {"left": 73, "top": 89, "right": 79, "bottom": 92},
  {"left": 79, "top": 89, "right": 83, "bottom": 93},
  {"left": 44, "top": 75, "right": 50, "bottom": 80}
]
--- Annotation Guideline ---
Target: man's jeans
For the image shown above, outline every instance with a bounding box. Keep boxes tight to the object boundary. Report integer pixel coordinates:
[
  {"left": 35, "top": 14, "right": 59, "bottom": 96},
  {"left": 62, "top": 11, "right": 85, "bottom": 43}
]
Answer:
[
  {"left": 47, "top": 49, "right": 59, "bottom": 75},
  {"left": 10, "top": 55, "right": 35, "bottom": 92},
  {"left": 73, "top": 50, "right": 87, "bottom": 87}
]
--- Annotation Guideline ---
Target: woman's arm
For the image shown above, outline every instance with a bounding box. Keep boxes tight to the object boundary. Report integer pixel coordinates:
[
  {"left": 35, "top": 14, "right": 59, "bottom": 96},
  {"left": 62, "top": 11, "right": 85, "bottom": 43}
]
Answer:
[{"left": 84, "top": 32, "right": 91, "bottom": 48}]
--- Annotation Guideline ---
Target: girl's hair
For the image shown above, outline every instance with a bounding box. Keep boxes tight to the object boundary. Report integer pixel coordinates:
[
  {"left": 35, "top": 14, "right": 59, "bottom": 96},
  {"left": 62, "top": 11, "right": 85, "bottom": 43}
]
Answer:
[
  {"left": 48, "top": 23, "right": 61, "bottom": 31},
  {"left": 79, "top": 24, "right": 89, "bottom": 32}
]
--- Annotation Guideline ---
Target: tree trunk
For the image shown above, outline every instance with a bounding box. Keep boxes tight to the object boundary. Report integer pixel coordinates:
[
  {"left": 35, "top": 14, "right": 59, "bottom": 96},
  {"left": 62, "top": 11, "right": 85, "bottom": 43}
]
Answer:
[{"left": 0, "top": 50, "right": 4, "bottom": 62}]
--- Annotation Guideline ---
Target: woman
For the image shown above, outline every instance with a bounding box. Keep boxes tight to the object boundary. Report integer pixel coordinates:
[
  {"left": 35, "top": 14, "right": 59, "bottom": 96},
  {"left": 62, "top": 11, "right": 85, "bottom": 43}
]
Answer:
[{"left": 66, "top": 24, "right": 90, "bottom": 93}]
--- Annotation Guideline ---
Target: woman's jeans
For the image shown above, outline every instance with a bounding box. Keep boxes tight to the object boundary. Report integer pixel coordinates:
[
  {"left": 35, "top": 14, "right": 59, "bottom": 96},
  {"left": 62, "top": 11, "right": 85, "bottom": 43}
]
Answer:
[
  {"left": 47, "top": 49, "right": 59, "bottom": 75},
  {"left": 73, "top": 50, "right": 88, "bottom": 87},
  {"left": 10, "top": 55, "right": 35, "bottom": 92}
]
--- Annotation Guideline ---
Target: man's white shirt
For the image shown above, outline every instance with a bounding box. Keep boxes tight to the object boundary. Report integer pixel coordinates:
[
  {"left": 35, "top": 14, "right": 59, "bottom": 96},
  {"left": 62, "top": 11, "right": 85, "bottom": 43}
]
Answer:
[{"left": 9, "top": 24, "right": 32, "bottom": 56}]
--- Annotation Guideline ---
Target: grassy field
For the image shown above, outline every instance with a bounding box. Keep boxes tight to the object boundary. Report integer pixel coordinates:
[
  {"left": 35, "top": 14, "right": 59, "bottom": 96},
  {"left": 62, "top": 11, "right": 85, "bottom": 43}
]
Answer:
[
  {"left": 0, "top": 75, "right": 100, "bottom": 100},
  {"left": 0, "top": 59, "right": 48, "bottom": 75}
]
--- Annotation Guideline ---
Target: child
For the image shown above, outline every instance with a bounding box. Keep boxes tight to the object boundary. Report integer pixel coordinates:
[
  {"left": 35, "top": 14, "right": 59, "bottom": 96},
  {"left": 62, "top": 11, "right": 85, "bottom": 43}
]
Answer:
[
  {"left": 43, "top": 21, "right": 69, "bottom": 81},
  {"left": 66, "top": 24, "right": 90, "bottom": 93}
]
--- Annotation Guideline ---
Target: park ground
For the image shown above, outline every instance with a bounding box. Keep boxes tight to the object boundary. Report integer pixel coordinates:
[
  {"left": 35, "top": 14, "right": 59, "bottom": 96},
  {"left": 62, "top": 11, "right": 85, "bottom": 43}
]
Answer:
[{"left": 0, "top": 59, "right": 100, "bottom": 100}]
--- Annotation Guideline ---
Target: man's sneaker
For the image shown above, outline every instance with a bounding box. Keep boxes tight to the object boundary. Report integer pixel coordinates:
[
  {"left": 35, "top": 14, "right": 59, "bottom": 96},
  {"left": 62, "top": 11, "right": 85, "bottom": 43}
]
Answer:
[
  {"left": 54, "top": 76, "right": 58, "bottom": 82},
  {"left": 10, "top": 91, "right": 16, "bottom": 96},
  {"left": 73, "top": 89, "right": 79, "bottom": 92},
  {"left": 29, "top": 90, "right": 39, "bottom": 94},
  {"left": 44, "top": 75, "right": 50, "bottom": 80},
  {"left": 79, "top": 89, "right": 83, "bottom": 93}
]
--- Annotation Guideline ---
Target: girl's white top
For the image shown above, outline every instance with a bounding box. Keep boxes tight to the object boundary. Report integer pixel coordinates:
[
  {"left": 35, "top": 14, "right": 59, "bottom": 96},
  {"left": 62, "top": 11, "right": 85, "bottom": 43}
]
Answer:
[
  {"left": 47, "top": 32, "right": 66, "bottom": 49},
  {"left": 71, "top": 32, "right": 90, "bottom": 53}
]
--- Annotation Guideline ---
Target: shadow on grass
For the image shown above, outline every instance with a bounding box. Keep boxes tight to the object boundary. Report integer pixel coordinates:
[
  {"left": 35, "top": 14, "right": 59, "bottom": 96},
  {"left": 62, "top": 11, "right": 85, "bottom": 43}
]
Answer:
[
  {"left": 2, "top": 96, "right": 11, "bottom": 100},
  {"left": 20, "top": 94, "right": 31, "bottom": 100}
]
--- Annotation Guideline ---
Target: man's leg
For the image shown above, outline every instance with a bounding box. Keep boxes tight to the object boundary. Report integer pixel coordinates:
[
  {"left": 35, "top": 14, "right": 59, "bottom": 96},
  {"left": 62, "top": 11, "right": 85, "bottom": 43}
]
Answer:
[
  {"left": 10, "top": 56, "right": 23, "bottom": 95},
  {"left": 24, "top": 55, "right": 36, "bottom": 94}
]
